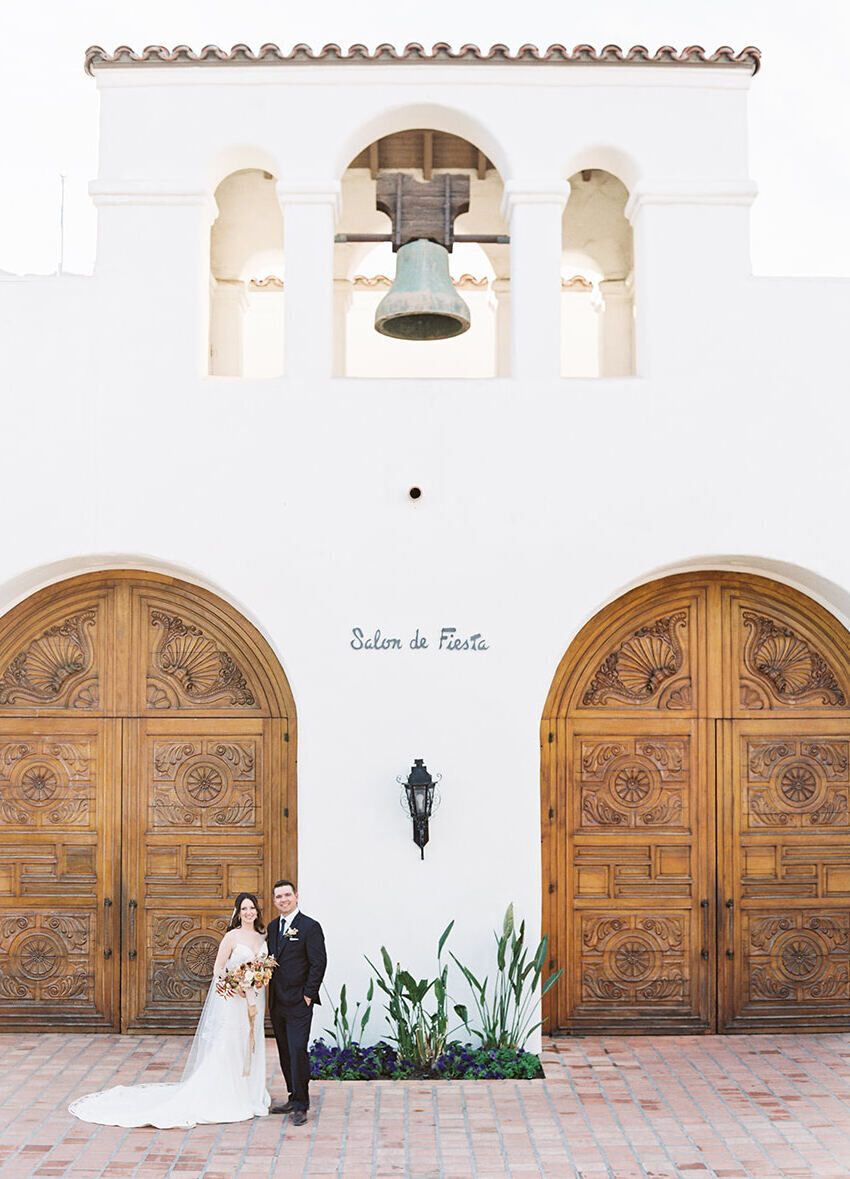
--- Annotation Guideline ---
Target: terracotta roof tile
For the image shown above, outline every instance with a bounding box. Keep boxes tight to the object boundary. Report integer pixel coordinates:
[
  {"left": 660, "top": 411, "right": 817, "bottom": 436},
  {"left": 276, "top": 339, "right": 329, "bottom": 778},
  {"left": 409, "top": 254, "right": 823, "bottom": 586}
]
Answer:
[{"left": 84, "top": 42, "right": 760, "bottom": 77}]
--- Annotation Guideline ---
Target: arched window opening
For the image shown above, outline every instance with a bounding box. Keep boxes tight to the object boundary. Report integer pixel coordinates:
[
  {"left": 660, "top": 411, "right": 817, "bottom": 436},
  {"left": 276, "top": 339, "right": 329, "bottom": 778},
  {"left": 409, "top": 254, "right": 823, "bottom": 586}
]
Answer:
[
  {"left": 209, "top": 169, "right": 284, "bottom": 377},
  {"left": 561, "top": 169, "right": 634, "bottom": 378},
  {"left": 336, "top": 130, "right": 508, "bottom": 378}
]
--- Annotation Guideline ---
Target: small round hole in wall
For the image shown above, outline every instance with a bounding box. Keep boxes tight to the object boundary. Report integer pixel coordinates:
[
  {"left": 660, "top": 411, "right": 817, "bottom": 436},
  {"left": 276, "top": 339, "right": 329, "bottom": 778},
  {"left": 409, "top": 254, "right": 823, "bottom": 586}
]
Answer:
[{"left": 409, "top": 487, "right": 422, "bottom": 500}]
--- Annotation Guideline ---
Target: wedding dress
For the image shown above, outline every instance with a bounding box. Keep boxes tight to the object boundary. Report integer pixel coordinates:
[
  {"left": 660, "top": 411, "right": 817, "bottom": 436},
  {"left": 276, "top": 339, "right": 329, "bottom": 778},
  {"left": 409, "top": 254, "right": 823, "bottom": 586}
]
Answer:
[{"left": 69, "top": 943, "right": 271, "bottom": 1128}]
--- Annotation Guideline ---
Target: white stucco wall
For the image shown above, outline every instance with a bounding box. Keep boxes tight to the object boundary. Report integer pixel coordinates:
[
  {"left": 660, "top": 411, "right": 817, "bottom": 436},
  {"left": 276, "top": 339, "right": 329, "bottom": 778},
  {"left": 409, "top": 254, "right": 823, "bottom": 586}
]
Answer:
[{"left": 1, "top": 57, "right": 848, "bottom": 1038}]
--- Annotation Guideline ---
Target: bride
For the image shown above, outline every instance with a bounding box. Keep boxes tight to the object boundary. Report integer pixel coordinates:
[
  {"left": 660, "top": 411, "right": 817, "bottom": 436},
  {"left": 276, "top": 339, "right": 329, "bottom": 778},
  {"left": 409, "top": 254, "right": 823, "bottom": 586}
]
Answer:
[{"left": 69, "top": 893, "right": 272, "bottom": 1128}]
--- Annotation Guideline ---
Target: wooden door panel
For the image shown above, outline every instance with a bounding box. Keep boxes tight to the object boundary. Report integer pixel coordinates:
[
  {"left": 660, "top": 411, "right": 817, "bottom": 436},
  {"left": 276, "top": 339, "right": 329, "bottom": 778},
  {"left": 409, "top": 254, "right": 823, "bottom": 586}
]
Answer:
[
  {"left": 130, "top": 585, "right": 268, "bottom": 716},
  {"left": 0, "top": 586, "right": 117, "bottom": 716},
  {"left": 719, "top": 720, "right": 850, "bottom": 1031},
  {"left": 0, "top": 719, "right": 120, "bottom": 1030},
  {"left": 723, "top": 587, "right": 850, "bottom": 719},
  {"left": 561, "top": 718, "right": 713, "bottom": 1033},
  {"left": 123, "top": 718, "right": 278, "bottom": 1032}
]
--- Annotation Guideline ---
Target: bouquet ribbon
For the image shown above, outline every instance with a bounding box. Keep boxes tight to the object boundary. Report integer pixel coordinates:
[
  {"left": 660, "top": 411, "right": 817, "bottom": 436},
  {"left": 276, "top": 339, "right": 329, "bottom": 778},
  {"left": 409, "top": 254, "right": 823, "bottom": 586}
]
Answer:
[{"left": 244, "top": 999, "right": 257, "bottom": 1076}]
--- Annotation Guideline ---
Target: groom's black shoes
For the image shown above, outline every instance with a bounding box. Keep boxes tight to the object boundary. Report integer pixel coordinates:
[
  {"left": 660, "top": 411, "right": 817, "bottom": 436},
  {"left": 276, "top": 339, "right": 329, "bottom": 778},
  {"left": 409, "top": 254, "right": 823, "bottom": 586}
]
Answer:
[
  {"left": 271, "top": 1100, "right": 294, "bottom": 1114},
  {"left": 291, "top": 1110, "right": 308, "bottom": 1126}
]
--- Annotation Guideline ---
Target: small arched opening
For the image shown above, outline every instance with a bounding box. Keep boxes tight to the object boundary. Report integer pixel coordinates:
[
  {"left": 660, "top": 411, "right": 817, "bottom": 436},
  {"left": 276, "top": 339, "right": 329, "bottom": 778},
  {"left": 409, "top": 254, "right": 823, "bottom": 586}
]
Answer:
[
  {"left": 561, "top": 169, "right": 634, "bottom": 378},
  {"left": 209, "top": 169, "right": 285, "bottom": 377}
]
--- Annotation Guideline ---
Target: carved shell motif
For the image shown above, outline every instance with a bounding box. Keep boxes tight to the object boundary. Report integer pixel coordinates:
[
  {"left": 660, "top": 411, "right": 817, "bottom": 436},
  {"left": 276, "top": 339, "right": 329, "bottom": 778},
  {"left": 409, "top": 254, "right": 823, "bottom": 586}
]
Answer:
[
  {"left": 582, "top": 612, "right": 688, "bottom": 708},
  {"left": 741, "top": 611, "right": 845, "bottom": 707},
  {"left": 148, "top": 610, "right": 256, "bottom": 708},
  {"left": 0, "top": 611, "right": 97, "bottom": 708}
]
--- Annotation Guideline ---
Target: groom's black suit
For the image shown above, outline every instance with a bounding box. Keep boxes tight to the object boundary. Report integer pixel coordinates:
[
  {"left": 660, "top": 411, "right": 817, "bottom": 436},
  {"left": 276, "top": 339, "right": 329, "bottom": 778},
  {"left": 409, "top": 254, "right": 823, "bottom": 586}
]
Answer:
[{"left": 267, "top": 911, "right": 327, "bottom": 1112}]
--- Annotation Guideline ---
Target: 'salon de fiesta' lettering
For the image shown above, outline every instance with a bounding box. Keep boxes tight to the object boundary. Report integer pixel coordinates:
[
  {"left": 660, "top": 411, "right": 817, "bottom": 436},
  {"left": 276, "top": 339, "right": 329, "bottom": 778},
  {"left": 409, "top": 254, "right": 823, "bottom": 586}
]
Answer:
[{"left": 350, "top": 627, "right": 489, "bottom": 652}]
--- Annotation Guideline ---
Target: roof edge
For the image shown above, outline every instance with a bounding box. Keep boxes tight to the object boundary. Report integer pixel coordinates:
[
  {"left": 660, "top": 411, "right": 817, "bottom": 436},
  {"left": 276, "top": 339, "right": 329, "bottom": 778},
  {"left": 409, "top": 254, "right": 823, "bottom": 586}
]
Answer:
[{"left": 84, "top": 42, "right": 761, "bottom": 77}]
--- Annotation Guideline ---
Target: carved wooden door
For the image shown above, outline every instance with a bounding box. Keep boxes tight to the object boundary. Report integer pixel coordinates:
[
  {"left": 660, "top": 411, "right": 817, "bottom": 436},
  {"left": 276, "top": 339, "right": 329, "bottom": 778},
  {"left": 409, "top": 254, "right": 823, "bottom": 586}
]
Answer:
[
  {"left": 718, "top": 721, "right": 850, "bottom": 1031},
  {"left": 122, "top": 718, "right": 283, "bottom": 1031},
  {"left": 561, "top": 716, "right": 714, "bottom": 1033},
  {"left": 717, "top": 582, "right": 850, "bottom": 1031},
  {"left": 0, "top": 573, "right": 295, "bottom": 1034},
  {"left": 544, "top": 573, "right": 850, "bottom": 1035},
  {"left": 0, "top": 719, "right": 120, "bottom": 1029}
]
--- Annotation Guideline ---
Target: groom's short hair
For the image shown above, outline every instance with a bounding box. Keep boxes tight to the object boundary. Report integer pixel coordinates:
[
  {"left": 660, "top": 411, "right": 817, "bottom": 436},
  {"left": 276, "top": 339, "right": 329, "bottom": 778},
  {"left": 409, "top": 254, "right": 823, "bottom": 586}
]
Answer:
[{"left": 273, "top": 878, "right": 296, "bottom": 892}]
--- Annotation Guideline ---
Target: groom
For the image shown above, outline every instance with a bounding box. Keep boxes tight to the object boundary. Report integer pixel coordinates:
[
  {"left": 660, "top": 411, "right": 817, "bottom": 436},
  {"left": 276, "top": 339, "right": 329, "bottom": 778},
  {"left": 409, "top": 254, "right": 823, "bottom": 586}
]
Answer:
[{"left": 267, "top": 879, "right": 327, "bottom": 1125}]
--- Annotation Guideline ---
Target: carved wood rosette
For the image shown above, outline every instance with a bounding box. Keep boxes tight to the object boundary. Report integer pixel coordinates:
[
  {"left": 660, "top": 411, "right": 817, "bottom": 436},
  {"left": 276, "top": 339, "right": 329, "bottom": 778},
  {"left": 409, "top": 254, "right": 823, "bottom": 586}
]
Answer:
[
  {"left": 578, "top": 913, "right": 688, "bottom": 1007},
  {"left": 578, "top": 736, "right": 690, "bottom": 830},
  {"left": 746, "top": 913, "right": 849, "bottom": 1004},
  {"left": 147, "top": 913, "right": 229, "bottom": 1011}
]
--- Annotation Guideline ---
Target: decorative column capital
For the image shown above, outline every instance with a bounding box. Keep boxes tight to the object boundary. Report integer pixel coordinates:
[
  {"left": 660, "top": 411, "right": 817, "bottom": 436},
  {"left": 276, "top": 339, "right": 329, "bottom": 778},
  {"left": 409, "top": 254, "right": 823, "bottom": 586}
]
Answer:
[
  {"left": 500, "top": 180, "right": 570, "bottom": 222},
  {"left": 624, "top": 180, "right": 758, "bottom": 223},
  {"left": 276, "top": 180, "right": 342, "bottom": 219}
]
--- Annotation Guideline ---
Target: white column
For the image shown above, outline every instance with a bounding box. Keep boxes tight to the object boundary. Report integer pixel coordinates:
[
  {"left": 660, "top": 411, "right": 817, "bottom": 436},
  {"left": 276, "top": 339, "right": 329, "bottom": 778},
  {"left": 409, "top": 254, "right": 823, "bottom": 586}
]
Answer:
[
  {"left": 490, "top": 278, "right": 511, "bottom": 377},
  {"left": 501, "top": 181, "right": 569, "bottom": 381},
  {"left": 89, "top": 181, "right": 216, "bottom": 378},
  {"left": 277, "top": 182, "right": 340, "bottom": 381},
  {"left": 597, "top": 278, "right": 634, "bottom": 378},
  {"left": 209, "top": 279, "right": 249, "bottom": 376},
  {"left": 333, "top": 279, "right": 354, "bottom": 378},
  {"left": 626, "top": 181, "right": 757, "bottom": 376}
]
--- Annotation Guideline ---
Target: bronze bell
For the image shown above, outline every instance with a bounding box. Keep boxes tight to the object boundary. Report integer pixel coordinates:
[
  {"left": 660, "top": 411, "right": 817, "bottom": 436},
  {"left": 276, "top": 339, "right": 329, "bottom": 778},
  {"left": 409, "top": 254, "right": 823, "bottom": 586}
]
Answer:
[
  {"left": 375, "top": 239, "right": 471, "bottom": 340},
  {"left": 374, "top": 173, "right": 472, "bottom": 342}
]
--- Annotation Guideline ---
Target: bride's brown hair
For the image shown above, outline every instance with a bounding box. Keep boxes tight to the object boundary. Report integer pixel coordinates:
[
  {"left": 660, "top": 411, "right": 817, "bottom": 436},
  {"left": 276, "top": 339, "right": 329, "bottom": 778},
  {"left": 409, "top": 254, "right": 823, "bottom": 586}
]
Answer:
[{"left": 226, "top": 892, "right": 265, "bottom": 934}]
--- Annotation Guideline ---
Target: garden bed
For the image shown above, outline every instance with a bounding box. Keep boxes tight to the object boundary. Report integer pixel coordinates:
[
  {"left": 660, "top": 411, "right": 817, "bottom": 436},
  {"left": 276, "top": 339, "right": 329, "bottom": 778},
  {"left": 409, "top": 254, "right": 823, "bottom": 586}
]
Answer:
[{"left": 309, "top": 1039, "right": 543, "bottom": 1081}]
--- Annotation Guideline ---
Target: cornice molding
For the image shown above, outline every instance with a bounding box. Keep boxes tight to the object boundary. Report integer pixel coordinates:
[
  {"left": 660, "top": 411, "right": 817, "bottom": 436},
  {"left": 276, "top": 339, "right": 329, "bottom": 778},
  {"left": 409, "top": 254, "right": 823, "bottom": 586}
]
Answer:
[
  {"left": 501, "top": 180, "right": 570, "bottom": 222},
  {"left": 276, "top": 180, "right": 342, "bottom": 217},
  {"left": 88, "top": 181, "right": 216, "bottom": 220},
  {"left": 625, "top": 180, "right": 759, "bottom": 221},
  {"left": 85, "top": 43, "right": 761, "bottom": 77}
]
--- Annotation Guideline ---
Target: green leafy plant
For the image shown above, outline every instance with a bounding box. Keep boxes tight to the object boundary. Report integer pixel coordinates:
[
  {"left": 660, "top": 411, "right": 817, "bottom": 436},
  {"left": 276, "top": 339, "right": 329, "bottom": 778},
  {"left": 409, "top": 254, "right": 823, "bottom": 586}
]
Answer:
[
  {"left": 366, "top": 920, "right": 456, "bottom": 1070},
  {"left": 452, "top": 904, "right": 562, "bottom": 1050},
  {"left": 323, "top": 979, "right": 374, "bottom": 1050}
]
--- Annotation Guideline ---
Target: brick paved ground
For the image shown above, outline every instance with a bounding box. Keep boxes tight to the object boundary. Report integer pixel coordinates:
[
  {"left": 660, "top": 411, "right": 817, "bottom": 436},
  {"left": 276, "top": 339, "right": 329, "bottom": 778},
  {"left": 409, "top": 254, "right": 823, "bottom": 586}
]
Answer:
[{"left": 0, "top": 1033, "right": 849, "bottom": 1177}]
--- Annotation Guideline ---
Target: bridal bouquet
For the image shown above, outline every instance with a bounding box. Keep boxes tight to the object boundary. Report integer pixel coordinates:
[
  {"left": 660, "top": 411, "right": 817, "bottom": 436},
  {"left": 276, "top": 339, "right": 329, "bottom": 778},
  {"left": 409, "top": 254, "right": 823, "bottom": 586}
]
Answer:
[
  {"left": 216, "top": 951, "right": 277, "bottom": 1075},
  {"left": 216, "top": 952, "right": 277, "bottom": 1000}
]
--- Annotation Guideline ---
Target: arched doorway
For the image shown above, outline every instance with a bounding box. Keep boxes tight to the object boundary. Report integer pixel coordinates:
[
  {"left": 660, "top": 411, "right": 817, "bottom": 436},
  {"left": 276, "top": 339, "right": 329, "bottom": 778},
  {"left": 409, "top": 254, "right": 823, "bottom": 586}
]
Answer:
[
  {"left": 0, "top": 572, "right": 295, "bottom": 1034},
  {"left": 542, "top": 572, "right": 850, "bottom": 1035}
]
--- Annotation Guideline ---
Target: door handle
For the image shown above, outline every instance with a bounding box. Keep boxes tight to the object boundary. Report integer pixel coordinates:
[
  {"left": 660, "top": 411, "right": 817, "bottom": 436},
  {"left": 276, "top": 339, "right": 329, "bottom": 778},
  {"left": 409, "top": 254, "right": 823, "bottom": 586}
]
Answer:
[
  {"left": 725, "top": 898, "right": 734, "bottom": 958},
  {"left": 128, "top": 899, "right": 138, "bottom": 960},
  {"left": 103, "top": 897, "right": 113, "bottom": 959},
  {"left": 700, "top": 898, "right": 709, "bottom": 960}
]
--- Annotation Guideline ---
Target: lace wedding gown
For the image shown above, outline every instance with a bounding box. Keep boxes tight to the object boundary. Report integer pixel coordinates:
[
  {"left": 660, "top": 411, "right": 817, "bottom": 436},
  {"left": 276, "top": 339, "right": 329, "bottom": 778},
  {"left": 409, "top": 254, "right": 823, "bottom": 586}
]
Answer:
[{"left": 69, "top": 943, "right": 271, "bottom": 1128}]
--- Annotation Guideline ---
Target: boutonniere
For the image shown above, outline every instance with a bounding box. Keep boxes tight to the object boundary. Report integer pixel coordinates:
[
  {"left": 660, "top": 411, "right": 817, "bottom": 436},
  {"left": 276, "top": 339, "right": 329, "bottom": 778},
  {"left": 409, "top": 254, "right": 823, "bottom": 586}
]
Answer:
[{"left": 283, "top": 926, "right": 299, "bottom": 939}]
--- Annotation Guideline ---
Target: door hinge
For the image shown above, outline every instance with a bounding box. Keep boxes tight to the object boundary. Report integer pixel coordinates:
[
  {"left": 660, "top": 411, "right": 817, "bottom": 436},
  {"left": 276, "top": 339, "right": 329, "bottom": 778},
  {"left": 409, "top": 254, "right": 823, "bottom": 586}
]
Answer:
[
  {"left": 548, "top": 882, "right": 555, "bottom": 894},
  {"left": 283, "top": 807, "right": 289, "bottom": 818}
]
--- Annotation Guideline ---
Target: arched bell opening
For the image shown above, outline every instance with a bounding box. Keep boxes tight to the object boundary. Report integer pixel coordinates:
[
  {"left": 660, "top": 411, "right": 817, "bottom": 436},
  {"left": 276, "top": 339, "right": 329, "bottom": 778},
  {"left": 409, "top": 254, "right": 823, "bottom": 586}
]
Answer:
[
  {"left": 561, "top": 169, "right": 634, "bottom": 378},
  {"left": 336, "top": 129, "right": 508, "bottom": 378},
  {"left": 542, "top": 570, "right": 850, "bottom": 1037},
  {"left": 209, "top": 169, "right": 285, "bottom": 377},
  {"left": 0, "top": 570, "right": 296, "bottom": 1034}
]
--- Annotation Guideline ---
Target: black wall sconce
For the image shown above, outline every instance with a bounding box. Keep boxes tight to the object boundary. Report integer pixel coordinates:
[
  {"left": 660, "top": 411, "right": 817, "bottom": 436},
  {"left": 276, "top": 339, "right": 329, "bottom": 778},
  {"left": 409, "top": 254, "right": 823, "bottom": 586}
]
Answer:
[{"left": 398, "top": 758, "right": 441, "bottom": 859}]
